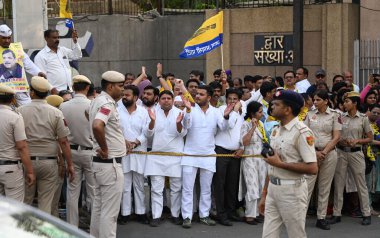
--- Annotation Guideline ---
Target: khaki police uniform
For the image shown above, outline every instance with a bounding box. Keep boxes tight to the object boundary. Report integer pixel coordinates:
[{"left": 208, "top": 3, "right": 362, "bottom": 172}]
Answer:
[
  {"left": 304, "top": 107, "right": 341, "bottom": 219},
  {"left": 263, "top": 117, "right": 317, "bottom": 238},
  {"left": 333, "top": 111, "right": 371, "bottom": 217},
  {"left": 60, "top": 75, "right": 95, "bottom": 226},
  {"left": 46, "top": 95, "right": 65, "bottom": 218},
  {"left": 0, "top": 85, "right": 28, "bottom": 201},
  {"left": 89, "top": 71, "right": 125, "bottom": 238},
  {"left": 19, "top": 77, "right": 70, "bottom": 214}
]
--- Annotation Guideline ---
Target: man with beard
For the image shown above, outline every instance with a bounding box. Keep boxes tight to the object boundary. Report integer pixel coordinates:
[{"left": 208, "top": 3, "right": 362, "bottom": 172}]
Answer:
[
  {"left": 117, "top": 85, "right": 150, "bottom": 225},
  {"left": 145, "top": 90, "right": 191, "bottom": 227},
  {"left": 209, "top": 81, "right": 224, "bottom": 108},
  {"left": 181, "top": 85, "right": 239, "bottom": 228},
  {"left": 141, "top": 85, "right": 159, "bottom": 109},
  {"left": 89, "top": 71, "right": 126, "bottom": 238},
  {"left": 34, "top": 29, "right": 82, "bottom": 94},
  {"left": 0, "top": 24, "right": 45, "bottom": 105}
]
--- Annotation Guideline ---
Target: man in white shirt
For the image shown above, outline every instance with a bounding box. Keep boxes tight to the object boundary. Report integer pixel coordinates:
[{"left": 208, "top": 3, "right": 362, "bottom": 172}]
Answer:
[
  {"left": 295, "top": 67, "right": 311, "bottom": 93},
  {"left": 145, "top": 90, "right": 190, "bottom": 227},
  {"left": 117, "top": 85, "right": 150, "bottom": 225},
  {"left": 181, "top": 85, "right": 238, "bottom": 228},
  {"left": 0, "top": 24, "right": 46, "bottom": 106},
  {"left": 343, "top": 70, "right": 360, "bottom": 92},
  {"left": 250, "top": 75, "right": 264, "bottom": 102},
  {"left": 213, "top": 88, "right": 244, "bottom": 226},
  {"left": 34, "top": 29, "right": 82, "bottom": 94}
]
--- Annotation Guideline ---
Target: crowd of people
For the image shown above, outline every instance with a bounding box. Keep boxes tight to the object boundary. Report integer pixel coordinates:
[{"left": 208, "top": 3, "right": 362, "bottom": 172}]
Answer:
[{"left": 0, "top": 24, "right": 380, "bottom": 238}]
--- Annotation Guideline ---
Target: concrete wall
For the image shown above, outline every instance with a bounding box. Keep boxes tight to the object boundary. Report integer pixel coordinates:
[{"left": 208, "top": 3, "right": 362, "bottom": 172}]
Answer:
[
  {"left": 361, "top": 0, "right": 380, "bottom": 40},
  {"left": 49, "top": 14, "right": 206, "bottom": 86},
  {"left": 206, "top": 3, "right": 359, "bottom": 85}
]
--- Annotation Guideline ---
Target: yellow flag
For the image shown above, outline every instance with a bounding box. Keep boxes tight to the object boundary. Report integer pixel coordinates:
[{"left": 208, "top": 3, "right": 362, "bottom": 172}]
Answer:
[
  {"left": 180, "top": 11, "right": 223, "bottom": 58},
  {"left": 60, "top": 0, "right": 72, "bottom": 19}
]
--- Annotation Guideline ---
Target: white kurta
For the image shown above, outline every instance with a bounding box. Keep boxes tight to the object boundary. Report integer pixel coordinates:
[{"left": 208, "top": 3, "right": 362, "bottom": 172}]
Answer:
[
  {"left": 117, "top": 102, "right": 150, "bottom": 174},
  {"left": 181, "top": 104, "right": 237, "bottom": 172},
  {"left": 215, "top": 105, "right": 244, "bottom": 150},
  {"left": 145, "top": 106, "right": 187, "bottom": 177}
]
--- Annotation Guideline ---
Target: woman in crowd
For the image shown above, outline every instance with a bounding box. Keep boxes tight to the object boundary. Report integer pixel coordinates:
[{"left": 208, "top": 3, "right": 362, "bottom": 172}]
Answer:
[
  {"left": 304, "top": 90, "right": 341, "bottom": 230},
  {"left": 239, "top": 101, "right": 266, "bottom": 225}
]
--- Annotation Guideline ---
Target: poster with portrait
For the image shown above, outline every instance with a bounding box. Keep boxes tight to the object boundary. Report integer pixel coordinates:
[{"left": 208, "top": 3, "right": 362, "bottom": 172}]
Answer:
[{"left": 0, "top": 42, "right": 29, "bottom": 92}]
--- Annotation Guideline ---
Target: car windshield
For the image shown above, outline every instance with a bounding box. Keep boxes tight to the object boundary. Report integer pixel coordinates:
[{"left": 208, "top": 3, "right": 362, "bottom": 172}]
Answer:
[{"left": 0, "top": 211, "right": 77, "bottom": 238}]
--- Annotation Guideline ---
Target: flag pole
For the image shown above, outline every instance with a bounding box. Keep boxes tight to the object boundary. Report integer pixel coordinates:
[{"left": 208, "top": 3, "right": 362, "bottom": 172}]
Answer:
[{"left": 221, "top": 43, "right": 224, "bottom": 71}]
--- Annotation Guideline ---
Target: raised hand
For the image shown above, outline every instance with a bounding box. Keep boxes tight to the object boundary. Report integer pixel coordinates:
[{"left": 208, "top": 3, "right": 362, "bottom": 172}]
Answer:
[
  {"left": 176, "top": 112, "right": 184, "bottom": 123},
  {"left": 141, "top": 66, "right": 147, "bottom": 80},
  {"left": 72, "top": 29, "right": 78, "bottom": 43},
  {"left": 251, "top": 118, "right": 258, "bottom": 128},
  {"left": 224, "top": 103, "right": 235, "bottom": 117},
  {"left": 157, "top": 63, "right": 163, "bottom": 77},
  {"left": 181, "top": 95, "right": 192, "bottom": 110},
  {"left": 234, "top": 101, "right": 242, "bottom": 112},
  {"left": 148, "top": 108, "right": 156, "bottom": 121}
]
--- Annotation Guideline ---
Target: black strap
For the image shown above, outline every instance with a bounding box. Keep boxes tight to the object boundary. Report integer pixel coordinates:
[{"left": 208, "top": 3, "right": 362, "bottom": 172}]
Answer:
[
  {"left": 93, "top": 156, "right": 122, "bottom": 163},
  {"left": 0, "top": 160, "right": 19, "bottom": 165},
  {"left": 30, "top": 156, "right": 56, "bottom": 160}
]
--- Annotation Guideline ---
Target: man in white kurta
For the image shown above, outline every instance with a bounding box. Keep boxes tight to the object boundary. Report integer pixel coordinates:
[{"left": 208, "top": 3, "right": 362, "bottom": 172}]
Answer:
[
  {"left": 145, "top": 90, "right": 188, "bottom": 227},
  {"left": 181, "top": 85, "right": 238, "bottom": 228},
  {"left": 117, "top": 85, "right": 150, "bottom": 224}
]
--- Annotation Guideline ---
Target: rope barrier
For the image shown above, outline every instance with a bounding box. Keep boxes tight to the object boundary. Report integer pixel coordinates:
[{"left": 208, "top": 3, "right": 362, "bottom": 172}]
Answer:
[{"left": 130, "top": 151, "right": 263, "bottom": 158}]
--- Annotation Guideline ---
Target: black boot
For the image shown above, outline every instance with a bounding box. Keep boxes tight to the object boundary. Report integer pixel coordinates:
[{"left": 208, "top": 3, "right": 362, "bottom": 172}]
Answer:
[
  {"left": 316, "top": 219, "right": 330, "bottom": 230},
  {"left": 328, "top": 216, "right": 341, "bottom": 224}
]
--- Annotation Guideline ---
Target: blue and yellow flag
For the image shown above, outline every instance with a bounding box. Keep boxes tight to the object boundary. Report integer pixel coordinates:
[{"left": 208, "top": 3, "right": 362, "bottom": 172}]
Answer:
[
  {"left": 180, "top": 11, "right": 223, "bottom": 59},
  {"left": 60, "top": 0, "right": 73, "bottom": 19}
]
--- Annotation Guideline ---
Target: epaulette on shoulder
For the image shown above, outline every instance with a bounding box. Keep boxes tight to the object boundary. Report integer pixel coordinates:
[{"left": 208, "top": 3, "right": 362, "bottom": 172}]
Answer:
[{"left": 296, "top": 121, "right": 310, "bottom": 134}]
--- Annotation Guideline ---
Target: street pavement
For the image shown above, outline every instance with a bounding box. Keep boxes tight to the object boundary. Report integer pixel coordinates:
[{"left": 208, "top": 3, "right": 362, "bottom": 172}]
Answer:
[{"left": 116, "top": 215, "right": 380, "bottom": 238}]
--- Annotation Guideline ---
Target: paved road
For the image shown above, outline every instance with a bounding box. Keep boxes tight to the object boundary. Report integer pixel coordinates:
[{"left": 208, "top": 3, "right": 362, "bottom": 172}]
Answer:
[{"left": 116, "top": 215, "right": 380, "bottom": 238}]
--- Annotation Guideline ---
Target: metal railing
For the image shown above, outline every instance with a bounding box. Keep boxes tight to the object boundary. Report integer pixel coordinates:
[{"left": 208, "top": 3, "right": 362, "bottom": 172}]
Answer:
[
  {"left": 0, "top": 0, "right": 348, "bottom": 19},
  {"left": 354, "top": 39, "right": 380, "bottom": 89}
]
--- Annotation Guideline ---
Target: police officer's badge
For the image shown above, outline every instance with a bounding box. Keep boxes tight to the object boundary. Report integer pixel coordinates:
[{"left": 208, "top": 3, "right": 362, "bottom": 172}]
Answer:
[{"left": 306, "top": 135, "right": 314, "bottom": 146}]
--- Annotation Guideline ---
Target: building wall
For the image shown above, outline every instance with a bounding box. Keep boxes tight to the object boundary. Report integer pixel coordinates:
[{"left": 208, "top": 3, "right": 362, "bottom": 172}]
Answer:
[
  {"left": 361, "top": 0, "right": 380, "bottom": 40},
  {"left": 48, "top": 14, "right": 206, "bottom": 86},
  {"left": 206, "top": 3, "right": 359, "bottom": 85}
]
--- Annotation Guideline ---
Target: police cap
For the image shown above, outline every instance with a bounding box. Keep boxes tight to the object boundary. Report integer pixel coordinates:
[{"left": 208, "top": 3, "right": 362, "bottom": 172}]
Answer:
[
  {"left": 46, "top": 95, "right": 64, "bottom": 108},
  {"left": 31, "top": 76, "right": 50, "bottom": 93},
  {"left": 73, "top": 75, "right": 91, "bottom": 84},
  {"left": 101, "top": 71, "right": 125, "bottom": 83},
  {"left": 0, "top": 84, "right": 15, "bottom": 95},
  {"left": 273, "top": 90, "right": 304, "bottom": 109}
]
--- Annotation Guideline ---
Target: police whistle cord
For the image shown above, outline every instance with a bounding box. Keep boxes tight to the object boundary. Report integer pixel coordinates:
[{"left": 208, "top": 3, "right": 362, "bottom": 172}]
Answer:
[{"left": 129, "top": 151, "right": 262, "bottom": 158}]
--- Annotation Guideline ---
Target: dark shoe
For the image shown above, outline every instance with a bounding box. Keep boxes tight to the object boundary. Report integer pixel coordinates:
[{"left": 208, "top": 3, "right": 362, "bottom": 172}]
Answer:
[
  {"left": 328, "top": 216, "right": 341, "bottom": 224},
  {"left": 362, "top": 216, "right": 371, "bottom": 226},
  {"left": 150, "top": 218, "right": 160, "bottom": 227},
  {"left": 255, "top": 215, "right": 264, "bottom": 223},
  {"left": 137, "top": 214, "right": 150, "bottom": 224},
  {"left": 351, "top": 209, "right": 363, "bottom": 218},
  {"left": 316, "top": 219, "right": 330, "bottom": 230},
  {"left": 182, "top": 217, "right": 192, "bottom": 229},
  {"left": 118, "top": 215, "right": 130, "bottom": 225},
  {"left": 172, "top": 216, "right": 182, "bottom": 225},
  {"left": 219, "top": 219, "right": 233, "bottom": 226},
  {"left": 200, "top": 216, "right": 216, "bottom": 226},
  {"left": 228, "top": 213, "right": 244, "bottom": 222},
  {"left": 245, "top": 218, "right": 257, "bottom": 225}
]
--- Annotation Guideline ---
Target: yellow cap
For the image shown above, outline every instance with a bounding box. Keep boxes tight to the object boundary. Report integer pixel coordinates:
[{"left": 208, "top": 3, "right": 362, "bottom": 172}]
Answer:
[
  {"left": 102, "top": 71, "right": 125, "bottom": 83},
  {"left": 31, "top": 76, "right": 50, "bottom": 93},
  {"left": 72, "top": 75, "right": 91, "bottom": 84},
  {"left": 0, "top": 84, "right": 15, "bottom": 95},
  {"left": 345, "top": 91, "right": 360, "bottom": 98},
  {"left": 46, "top": 95, "right": 64, "bottom": 108}
]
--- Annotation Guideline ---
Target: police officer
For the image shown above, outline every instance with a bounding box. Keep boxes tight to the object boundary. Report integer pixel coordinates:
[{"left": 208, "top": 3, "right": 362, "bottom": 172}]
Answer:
[
  {"left": 19, "top": 76, "right": 74, "bottom": 214},
  {"left": 0, "top": 84, "right": 35, "bottom": 201},
  {"left": 330, "top": 91, "right": 372, "bottom": 226},
  {"left": 89, "top": 71, "right": 125, "bottom": 238},
  {"left": 304, "top": 90, "right": 341, "bottom": 230},
  {"left": 259, "top": 90, "right": 318, "bottom": 238},
  {"left": 60, "top": 75, "right": 95, "bottom": 227}
]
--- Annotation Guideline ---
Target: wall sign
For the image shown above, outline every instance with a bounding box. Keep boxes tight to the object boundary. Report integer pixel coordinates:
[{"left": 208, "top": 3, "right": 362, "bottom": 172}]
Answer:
[{"left": 254, "top": 34, "right": 293, "bottom": 66}]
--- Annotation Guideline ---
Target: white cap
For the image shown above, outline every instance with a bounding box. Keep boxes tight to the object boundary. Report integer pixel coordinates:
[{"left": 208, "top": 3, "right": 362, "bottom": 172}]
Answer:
[{"left": 0, "top": 25, "right": 12, "bottom": 37}]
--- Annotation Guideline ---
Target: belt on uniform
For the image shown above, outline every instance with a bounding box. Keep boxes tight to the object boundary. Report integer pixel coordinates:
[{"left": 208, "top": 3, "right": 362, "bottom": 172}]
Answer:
[
  {"left": 337, "top": 145, "right": 361, "bottom": 152},
  {"left": 0, "top": 160, "right": 19, "bottom": 165},
  {"left": 70, "top": 144, "right": 93, "bottom": 150},
  {"left": 30, "top": 156, "right": 56, "bottom": 160},
  {"left": 93, "top": 156, "right": 122, "bottom": 163},
  {"left": 270, "top": 176, "right": 305, "bottom": 186}
]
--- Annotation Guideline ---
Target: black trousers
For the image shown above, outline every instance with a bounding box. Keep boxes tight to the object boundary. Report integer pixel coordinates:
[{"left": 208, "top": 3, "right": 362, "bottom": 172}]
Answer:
[{"left": 212, "top": 145, "right": 241, "bottom": 220}]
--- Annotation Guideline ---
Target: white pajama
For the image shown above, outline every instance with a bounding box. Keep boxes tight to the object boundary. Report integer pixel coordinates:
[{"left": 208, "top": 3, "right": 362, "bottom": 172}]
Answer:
[
  {"left": 121, "top": 171, "right": 146, "bottom": 215},
  {"left": 150, "top": 176, "right": 182, "bottom": 219},
  {"left": 181, "top": 166, "right": 214, "bottom": 219}
]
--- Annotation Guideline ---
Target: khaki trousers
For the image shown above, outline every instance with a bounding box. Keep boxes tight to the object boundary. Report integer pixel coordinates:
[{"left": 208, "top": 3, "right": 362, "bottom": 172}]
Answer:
[
  {"left": 306, "top": 149, "right": 337, "bottom": 219},
  {"left": 51, "top": 176, "right": 64, "bottom": 217},
  {"left": 262, "top": 180, "right": 308, "bottom": 238},
  {"left": 90, "top": 161, "right": 123, "bottom": 238},
  {"left": 66, "top": 149, "right": 95, "bottom": 226},
  {"left": 24, "top": 159, "right": 58, "bottom": 214},
  {"left": 333, "top": 150, "right": 371, "bottom": 217},
  {"left": 0, "top": 163, "right": 24, "bottom": 202}
]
